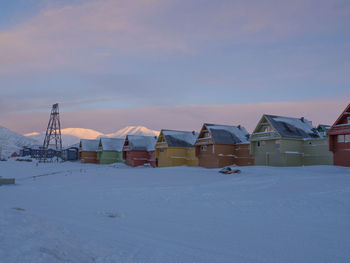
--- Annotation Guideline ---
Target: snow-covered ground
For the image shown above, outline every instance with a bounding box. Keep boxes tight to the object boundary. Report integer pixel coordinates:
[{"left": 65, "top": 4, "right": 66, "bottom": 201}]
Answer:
[{"left": 1, "top": 161, "right": 349, "bottom": 263}]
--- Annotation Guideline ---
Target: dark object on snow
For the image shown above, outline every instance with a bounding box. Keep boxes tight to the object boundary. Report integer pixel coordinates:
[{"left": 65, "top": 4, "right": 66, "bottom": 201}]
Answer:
[
  {"left": 219, "top": 166, "right": 241, "bottom": 174},
  {"left": 16, "top": 158, "right": 32, "bottom": 162},
  {"left": 0, "top": 178, "right": 15, "bottom": 185}
]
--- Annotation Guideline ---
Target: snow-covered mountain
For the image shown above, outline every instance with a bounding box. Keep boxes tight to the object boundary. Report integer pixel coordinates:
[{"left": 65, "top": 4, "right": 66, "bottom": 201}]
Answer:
[
  {"left": 0, "top": 125, "right": 38, "bottom": 158},
  {"left": 105, "top": 126, "right": 159, "bottom": 138},
  {"left": 24, "top": 126, "right": 159, "bottom": 147}
]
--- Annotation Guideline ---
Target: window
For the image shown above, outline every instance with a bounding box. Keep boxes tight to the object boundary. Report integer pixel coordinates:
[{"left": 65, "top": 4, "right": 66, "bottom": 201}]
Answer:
[
  {"left": 257, "top": 141, "right": 265, "bottom": 147},
  {"left": 275, "top": 140, "right": 280, "bottom": 149},
  {"left": 263, "top": 125, "right": 273, "bottom": 132},
  {"left": 203, "top": 132, "right": 210, "bottom": 138},
  {"left": 338, "top": 135, "right": 345, "bottom": 143},
  {"left": 160, "top": 148, "right": 165, "bottom": 153},
  {"left": 200, "top": 145, "right": 207, "bottom": 151},
  {"left": 345, "top": 134, "right": 350, "bottom": 143}
]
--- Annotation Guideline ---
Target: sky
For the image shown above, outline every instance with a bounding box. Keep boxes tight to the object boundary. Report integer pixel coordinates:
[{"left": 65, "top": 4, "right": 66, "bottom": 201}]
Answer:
[{"left": 0, "top": 0, "right": 349, "bottom": 134}]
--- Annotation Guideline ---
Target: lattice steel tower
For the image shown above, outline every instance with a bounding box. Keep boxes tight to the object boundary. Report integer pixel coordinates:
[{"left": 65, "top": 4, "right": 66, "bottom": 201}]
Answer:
[{"left": 41, "top": 103, "right": 62, "bottom": 161}]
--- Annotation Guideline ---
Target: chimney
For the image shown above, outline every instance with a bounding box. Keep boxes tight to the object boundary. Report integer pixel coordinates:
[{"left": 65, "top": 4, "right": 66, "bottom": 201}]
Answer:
[
  {"left": 238, "top": 125, "right": 241, "bottom": 129},
  {"left": 192, "top": 131, "right": 196, "bottom": 135},
  {"left": 300, "top": 117, "right": 305, "bottom": 123}
]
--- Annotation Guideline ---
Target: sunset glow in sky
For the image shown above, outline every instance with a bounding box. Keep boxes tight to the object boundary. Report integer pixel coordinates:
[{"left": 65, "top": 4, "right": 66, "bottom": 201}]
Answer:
[{"left": 1, "top": 0, "right": 349, "bottom": 133}]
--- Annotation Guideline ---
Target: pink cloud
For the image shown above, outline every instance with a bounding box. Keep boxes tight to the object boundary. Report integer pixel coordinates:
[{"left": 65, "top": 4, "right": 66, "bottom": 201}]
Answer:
[{"left": 1, "top": 99, "right": 347, "bottom": 134}]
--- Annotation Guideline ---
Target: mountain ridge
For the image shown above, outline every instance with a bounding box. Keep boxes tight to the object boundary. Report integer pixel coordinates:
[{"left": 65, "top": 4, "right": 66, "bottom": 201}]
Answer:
[
  {"left": 0, "top": 125, "right": 38, "bottom": 157},
  {"left": 24, "top": 126, "right": 159, "bottom": 147}
]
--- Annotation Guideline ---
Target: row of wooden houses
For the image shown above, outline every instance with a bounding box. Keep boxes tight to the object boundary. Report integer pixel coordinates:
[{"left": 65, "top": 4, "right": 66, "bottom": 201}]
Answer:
[{"left": 76, "top": 103, "right": 350, "bottom": 167}]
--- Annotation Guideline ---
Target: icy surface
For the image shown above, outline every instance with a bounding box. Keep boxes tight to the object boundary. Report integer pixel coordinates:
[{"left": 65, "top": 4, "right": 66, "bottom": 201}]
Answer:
[{"left": 1, "top": 161, "right": 350, "bottom": 263}]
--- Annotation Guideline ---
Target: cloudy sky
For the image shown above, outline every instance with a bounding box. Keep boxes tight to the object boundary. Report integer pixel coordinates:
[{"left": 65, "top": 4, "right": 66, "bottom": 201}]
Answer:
[{"left": 1, "top": 0, "right": 349, "bottom": 134}]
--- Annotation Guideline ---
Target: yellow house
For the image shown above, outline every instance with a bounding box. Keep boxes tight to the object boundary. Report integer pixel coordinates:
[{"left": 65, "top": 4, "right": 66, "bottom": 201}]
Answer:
[{"left": 155, "top": 129, "right": 198, "bottom": 167}]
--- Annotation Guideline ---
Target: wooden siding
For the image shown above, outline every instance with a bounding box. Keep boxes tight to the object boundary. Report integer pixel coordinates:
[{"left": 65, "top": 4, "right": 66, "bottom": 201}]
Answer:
[
  {"left": 250, "top": 138, "right": 333, "bottom": 166},
  {"left": 97, "top": 151, "right": 123, "bottom": 164},
  {"left": 155, "top": 147, "right": 198, "bottom": 167},
  {"left": 123, "top": 150, "right": 156, "bottom": 167},
  {"left": 195, "top": 143, "right": 253, "bottom": 168},
  {"left": 327, "top": 104, "right": 350, "bottom": 167},
  {"left": 80, "top": 151, "right": 98, "bottom": 164}
]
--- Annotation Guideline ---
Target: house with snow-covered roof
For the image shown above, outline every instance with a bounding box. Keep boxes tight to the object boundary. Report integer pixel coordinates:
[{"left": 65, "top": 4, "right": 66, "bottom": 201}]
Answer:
[
  {"left": 249, "top": 114, "right": 333, "bottom": 166},
  {"left": 327, "top": 103, "right": 350, "bottom": 167},
  {"left": 97, "top": 137, "right": 124, "bottom": 164},
  {"left": 122, "top": 135, "right": 157, "bottom": 167},
  {"left": 194, "top": 123, "right": 253, "bottom": 168},
  {"left": 79, "top": 139, "right": 99, "bottom": 164},
  {"left": 155, "top": 129, "right": 198, "bottom": 167}
]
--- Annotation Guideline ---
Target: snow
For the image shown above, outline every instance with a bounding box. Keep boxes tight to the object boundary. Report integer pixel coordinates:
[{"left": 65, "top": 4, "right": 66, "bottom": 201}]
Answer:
[
  {"left": 80, "top": 139, "right": 99, "bottom": 151},
  {"left": 106, "top": 126, "right": 159, "bottom": 138},
  {"left": 162, "top": 130, "right": 198, "bottom": 146},
  {"left": 206, "top": 124, "right": 250, "bottom": 144},
  {"left": 127, "top": 135, "right": 157, "bottom": 151},
  {"left": 0, "top": 125, "right": 38, "bottom": 158},
  {"left": 99, "top": 137, "right": 124, "bottom": 151},
  {"left": 25, "top": 126, "right": 159, "bottom": 147},
  {"left": 1, "top": 161, "right": 349, "bottom": 263},
  {"left": 272, "top": 116, "right": 319, "bottom": 138}
]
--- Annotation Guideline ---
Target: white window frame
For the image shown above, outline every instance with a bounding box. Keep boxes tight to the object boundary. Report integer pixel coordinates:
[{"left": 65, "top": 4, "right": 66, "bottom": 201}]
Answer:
[
  {"left": 345, "top": 134, "right": 350, "bottom": 143},
  {"left": 200, "top": 145, "right": 207, "bottom": 151},
  {"left": 338, "top": 135, "right": 345, "bottom": 143}
]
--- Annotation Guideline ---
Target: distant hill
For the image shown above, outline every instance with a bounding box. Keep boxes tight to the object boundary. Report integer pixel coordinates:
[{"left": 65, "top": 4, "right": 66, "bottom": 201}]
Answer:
[
  {"left": 24, "top": 126, "right": 159, "bottom": 147},
  {"left": 0, "top": 125, "right": 38, "bottom": 158}
]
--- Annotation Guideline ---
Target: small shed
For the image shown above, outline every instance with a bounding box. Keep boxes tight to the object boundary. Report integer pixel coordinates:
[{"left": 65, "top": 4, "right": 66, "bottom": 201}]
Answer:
[
  {"left": 61, "top": 146, "right": 79, "bottom": 161},
  {"left": 79, "top": 139, "right": 99, "bottom": 164},
  {"left": 123, "top": 135, "right": 157, "bottom": 167},
  {"left": 155, "top": 129, "right": 198, "bottom": 167},
  {"left": 97, "top": 137, "right": 124, "bottom": 164},
  {"left": 194, "top": 123, "right": 253, "bottom": 168},
  {"left": 328, "top": 103, "right": 350, "bottom": 167},
  {"left": 250, "top": 115, "right": 333, "bottom": 166}
]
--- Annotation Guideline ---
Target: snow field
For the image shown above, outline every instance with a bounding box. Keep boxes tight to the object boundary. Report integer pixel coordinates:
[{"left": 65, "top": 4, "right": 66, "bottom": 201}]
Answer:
[{"left": 1, "top": 161, "right": 350, "bottom": 262}]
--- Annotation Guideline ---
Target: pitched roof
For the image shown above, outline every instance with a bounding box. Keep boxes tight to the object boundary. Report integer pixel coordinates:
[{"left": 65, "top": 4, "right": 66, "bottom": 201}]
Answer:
[
  {"left": 264, "top": 115, "right": 320, "bottom": 139},
  {"left": 204, "top": 124, "right": 250, "bottom": 144},
  {"left": 80, "top": 139, "right": 99, "bottom": 151},
  {"left": 99, "top": 137, "right": 124, "bottom": 151},
  {"left": 126, "top": 135, "right": 157, "bottom": 151},
  {"left": 161, "top": 130, "right": 198, "bottom": 147},
  {"left": 330, "top": 103, "right": 350, "bottom": 127}
]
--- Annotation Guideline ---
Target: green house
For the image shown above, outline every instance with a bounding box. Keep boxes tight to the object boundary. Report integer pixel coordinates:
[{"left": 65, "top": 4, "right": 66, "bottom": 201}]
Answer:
[
  {"left": 249, "top": 115, "right": 333, "bottom": 166},
  {"left": 97, "top": 137, "right": 125, "bottom": 164}
]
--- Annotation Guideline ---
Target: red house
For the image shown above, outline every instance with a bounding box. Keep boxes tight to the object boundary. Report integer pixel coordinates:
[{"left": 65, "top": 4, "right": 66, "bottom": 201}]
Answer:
[
  {"left": 123, "top": 135, "right": 157, "bottom": 167},
  {"left": 328, "top": 103, "right": 350, "bottom": 167}
]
